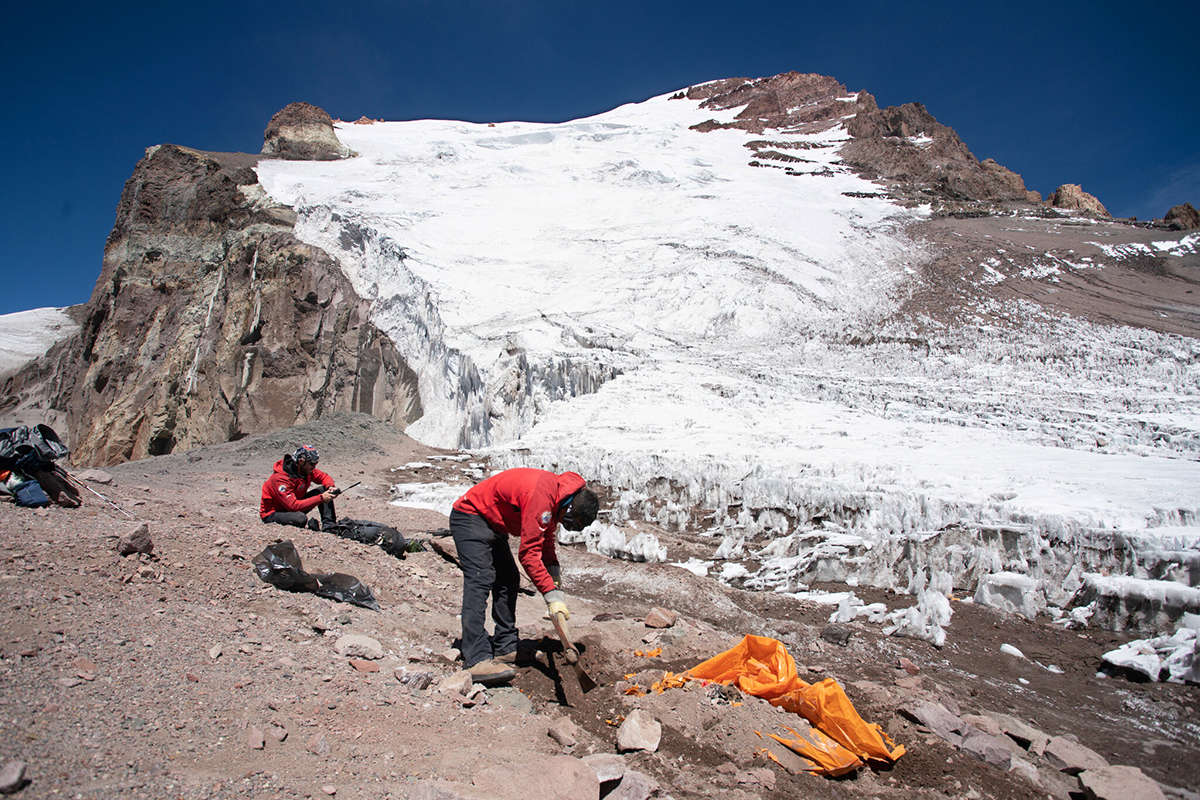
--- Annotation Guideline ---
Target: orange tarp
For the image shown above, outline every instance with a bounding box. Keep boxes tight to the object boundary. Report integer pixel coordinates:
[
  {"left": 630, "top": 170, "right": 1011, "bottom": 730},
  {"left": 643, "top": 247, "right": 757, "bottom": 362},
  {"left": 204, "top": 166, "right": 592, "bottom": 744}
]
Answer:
[{"left": 685, "top": 634, "right": 904, "bottom": 774}]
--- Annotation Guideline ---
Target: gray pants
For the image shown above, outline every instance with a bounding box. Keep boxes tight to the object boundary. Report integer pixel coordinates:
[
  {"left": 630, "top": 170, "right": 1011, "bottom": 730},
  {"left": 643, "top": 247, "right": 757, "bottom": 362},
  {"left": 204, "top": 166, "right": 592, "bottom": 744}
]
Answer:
[{"left": 450, "top": 509, "right": 519, "bottom": 668}]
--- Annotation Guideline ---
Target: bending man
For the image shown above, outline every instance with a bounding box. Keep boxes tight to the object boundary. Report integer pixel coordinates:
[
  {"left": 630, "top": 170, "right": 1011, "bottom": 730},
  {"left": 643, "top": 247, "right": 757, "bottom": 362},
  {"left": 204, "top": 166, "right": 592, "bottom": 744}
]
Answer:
[
  {"left": 450, "top": 468, "right": 599, "bottom": 685},
  {"left": 260, "top": 445, "right": 338, "bottom": 532}
]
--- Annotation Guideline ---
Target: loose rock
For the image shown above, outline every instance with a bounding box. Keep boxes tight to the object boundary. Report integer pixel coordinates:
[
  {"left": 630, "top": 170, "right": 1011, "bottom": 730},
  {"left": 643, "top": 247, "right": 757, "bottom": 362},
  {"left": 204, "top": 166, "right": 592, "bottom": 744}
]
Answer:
[
  {"left": 1077, "top": 764, "right": 1166, "bottom": 800},
  {"left": 306, "top": 732, "right": 330, "bottom": 756},
  {"left": 117, "top": 523, "right": 154, "bottom": 556},
  {"left": 607, "top": 770, "right": 660, "bottom": 800},
  {"left": 643, "top": 607, "right": 677, "bottom": 628},
  {"left": 247, "top": 725, "right": 265, "bottom": 750},
  {"left": 0, "top": 761, "right": 28, "bottom": 794},
  {"left": 333, "top": 634, "right": 384, "bottom": 660},
  {"left": 616, "top": 709, "right": 661, "bottom": 753},
  {"left": 1044, "top": 736, "right": 1109, "bottom": 775},
  {"left": 548, "top": 717, "right": 580, "bottom": 747}
]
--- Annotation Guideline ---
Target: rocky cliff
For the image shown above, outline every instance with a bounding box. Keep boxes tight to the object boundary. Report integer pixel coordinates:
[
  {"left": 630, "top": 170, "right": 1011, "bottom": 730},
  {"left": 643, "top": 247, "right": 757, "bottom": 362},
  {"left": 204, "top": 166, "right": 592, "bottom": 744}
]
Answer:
[{"left": 3, "top": 118, "right": 421, "bottom": 465}]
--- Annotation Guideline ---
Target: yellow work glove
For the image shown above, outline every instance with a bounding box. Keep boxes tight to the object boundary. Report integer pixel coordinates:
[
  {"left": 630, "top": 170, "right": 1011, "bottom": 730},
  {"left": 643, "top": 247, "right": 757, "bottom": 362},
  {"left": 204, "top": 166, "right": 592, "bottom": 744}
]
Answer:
[{"left": 545, "top": 589, "right": 569, "bottom": 621}]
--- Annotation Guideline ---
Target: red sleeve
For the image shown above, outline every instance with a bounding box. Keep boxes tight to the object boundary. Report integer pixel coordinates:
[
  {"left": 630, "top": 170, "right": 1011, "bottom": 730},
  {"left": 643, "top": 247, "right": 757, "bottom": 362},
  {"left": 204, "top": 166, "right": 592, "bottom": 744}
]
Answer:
[
  {"left": 516, "top": 473, "right": 561, "bottom": 595},
  {"left": 311, "top": 467, "right": 335, "bottom": 489},
  {"left": 267, "top": 476, "right": 324, "bottom": 513}
]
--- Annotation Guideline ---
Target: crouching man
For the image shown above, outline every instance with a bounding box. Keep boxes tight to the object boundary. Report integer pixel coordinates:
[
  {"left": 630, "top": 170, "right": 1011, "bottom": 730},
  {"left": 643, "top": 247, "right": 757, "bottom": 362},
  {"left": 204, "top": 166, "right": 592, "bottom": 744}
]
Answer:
[
  {"left": 450, "top": 468, "right": 599, "bottom": 685},
  {"left": 260, "top": 445, "right": 338, "bottom": 532}
]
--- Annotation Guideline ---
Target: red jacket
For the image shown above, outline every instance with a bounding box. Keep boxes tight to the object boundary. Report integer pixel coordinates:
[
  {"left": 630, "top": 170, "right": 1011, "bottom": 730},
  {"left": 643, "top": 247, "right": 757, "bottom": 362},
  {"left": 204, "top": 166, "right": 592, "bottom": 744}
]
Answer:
[
  {"left": 260, "top": 457, "right": 335, "bottom": 519},
  {"left": 452, "top": 468, "right": 585, "bottom": 594}
]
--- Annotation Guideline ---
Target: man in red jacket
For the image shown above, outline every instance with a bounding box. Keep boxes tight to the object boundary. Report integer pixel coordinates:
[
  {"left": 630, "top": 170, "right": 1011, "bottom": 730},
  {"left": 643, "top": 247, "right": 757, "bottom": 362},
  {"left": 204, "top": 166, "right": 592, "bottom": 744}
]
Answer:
[
  {"left": 260, "top": 445, "right": 339, "bottom": 532},
  {"left": 450, "top": 468, "right": 599, "bottom": 685}
]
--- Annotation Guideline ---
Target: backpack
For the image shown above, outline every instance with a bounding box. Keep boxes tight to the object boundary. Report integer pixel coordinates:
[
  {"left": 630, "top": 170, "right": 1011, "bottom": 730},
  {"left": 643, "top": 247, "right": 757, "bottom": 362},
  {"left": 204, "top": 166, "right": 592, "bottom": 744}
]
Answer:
[
  {"left": 324, "top": 519, "right": 408, "bottom": 559},
  {"left": 0, "top": 425, "right": 71, "bottom": 473}
]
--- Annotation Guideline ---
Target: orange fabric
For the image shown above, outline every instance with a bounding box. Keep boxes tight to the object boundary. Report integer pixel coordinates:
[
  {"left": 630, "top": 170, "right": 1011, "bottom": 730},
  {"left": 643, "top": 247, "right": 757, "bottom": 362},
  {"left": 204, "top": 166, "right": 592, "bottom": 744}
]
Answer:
[
  {"left": 686, "top": 635, "right": 904, "bottom": 771},
  {"left": 760, "top": 726, "right": 864, "bottom": 777}
]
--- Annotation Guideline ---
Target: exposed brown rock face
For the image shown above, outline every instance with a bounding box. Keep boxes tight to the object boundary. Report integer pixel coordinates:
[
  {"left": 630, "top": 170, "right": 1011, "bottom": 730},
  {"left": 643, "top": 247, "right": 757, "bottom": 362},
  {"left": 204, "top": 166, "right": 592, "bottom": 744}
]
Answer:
[
  {"left": 262, "top": 102, "right": 357, "bottom": 161},
  {"left": 1049, "top": 183, "right": 1111, "bottom": 218},
  {"left": 1164, "top": 202, "right": 1200, "bottom": 230},
  {"left": 685, "top": 72, "right": 853, "bottom": 135},
  {"left": 684, "top": 72, "right": 1037, "bottom": 208},
  {"left": 841, "top": 94, "right": 1035, "bottom": 204},
  {"left": 4, "top": 143, "right": 419, "bottom": 465}
]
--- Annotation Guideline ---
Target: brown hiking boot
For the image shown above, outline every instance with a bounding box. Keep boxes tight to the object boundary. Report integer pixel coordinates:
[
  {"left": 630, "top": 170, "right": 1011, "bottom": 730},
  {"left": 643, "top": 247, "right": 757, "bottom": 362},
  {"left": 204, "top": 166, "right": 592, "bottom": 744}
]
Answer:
[
  {"left": 467, "top": 659, "right": 515, "bottom": 686},
  {"left": 495, "top": 650, "right": 518, "bottom": 664}
]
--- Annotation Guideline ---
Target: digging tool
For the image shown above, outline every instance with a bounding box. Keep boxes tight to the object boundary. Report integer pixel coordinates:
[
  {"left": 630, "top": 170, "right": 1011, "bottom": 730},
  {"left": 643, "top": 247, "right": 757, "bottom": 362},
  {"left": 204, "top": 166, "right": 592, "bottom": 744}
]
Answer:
[
  {"left": 330, "top": 481, "right": 360, "bottom": 497},
  {"left": 54, "top": 465, "right": 135, "bottom": 519},
  {"left": 550, "top": 611, "right": 597, "bottom": 693}
]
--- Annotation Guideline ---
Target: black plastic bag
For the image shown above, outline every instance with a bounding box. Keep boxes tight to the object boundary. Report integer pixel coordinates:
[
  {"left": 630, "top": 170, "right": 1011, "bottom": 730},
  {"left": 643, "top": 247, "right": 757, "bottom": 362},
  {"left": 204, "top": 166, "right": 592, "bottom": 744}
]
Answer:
[{"left": 251, "top": 540, "right": 380, "bottom": 612}]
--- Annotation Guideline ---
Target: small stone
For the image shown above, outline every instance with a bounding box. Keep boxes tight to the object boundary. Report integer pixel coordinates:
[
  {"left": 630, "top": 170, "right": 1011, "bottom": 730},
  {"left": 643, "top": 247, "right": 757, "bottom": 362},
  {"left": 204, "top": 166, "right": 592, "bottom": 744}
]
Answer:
[
  {"left": 616, "top": 709, "right": 661, "bottom": 753},
  {"left": 306, "top": 732, "right": 330, "bottom": 756},
  {"left": 321, "top": 785, "right": 337, "bottom": 796},
  {"left": 332, "top": 634, "right": 383, "bottom": 660},
  {"left": 209, "top": 644, "right": 222, "bottom": 660},
  {"left": 348, "top": 659, "right": 380, "bottom": 673},
  {"left": 76, "top": 469, "right": 113, "bottom": 485},
  {"left": 247, "top": 726, "right": 265, "bottom": 750},
  {"left": 582, "top": 753, "right": 626, "bottom": 784},
  {"left": 438, "top": 671, "right": 474, "bottom": 698},
  {"left": 895, "top": 675, "right": 923, "bottom": 690},
  {"left": 267, "top": 725, "right": 288, "bottom": 743},
  {"left": 57, "top": 677, "right": 83, "bottom": 688},
  {"left": 643, "top": 607, "right": 677, "bottom": 628},
  {"left": 820, "top": 623, "right": 852, "bottom": 646},
  {"left": 72, "top": 656, "right": 95, "bottom": 673},
  {"left": 607, "top": 769, "right": 660, "bottom": 800},
  {"left": 117, "top": 522, "right": 154, "bottom": 556},
  {"left": 898, "top": 657, "right": 920, "bottom": 674},
  {"left": 1077, "top": 764, "right": 1165, "bottom": 800},
  {"left": 18, "top": 648, "right": 38, "bottom": 658},
  {"left": 0, "top": 760, "right": 28, "bottom": 794},
  {"left": 548, "top": 717, "right": 579, "bottom": 747}
]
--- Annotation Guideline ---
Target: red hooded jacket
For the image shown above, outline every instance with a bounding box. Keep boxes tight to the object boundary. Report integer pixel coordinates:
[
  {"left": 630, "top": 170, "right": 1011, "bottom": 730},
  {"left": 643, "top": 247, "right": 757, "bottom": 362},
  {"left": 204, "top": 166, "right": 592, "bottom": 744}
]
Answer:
[
  {"left": 452, "top": 468, "right": 585, "bottom": 594},
  {"left": 260, "top": 457, "right": 335, "bottom": 519}
]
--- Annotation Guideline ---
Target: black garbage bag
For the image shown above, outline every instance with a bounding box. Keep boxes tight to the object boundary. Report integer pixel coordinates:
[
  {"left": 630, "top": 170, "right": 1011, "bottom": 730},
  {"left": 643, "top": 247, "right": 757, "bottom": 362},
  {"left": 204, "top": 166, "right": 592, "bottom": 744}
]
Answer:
[
  {"left": 0, "top": 425, "right": 71, "bottom": 472},
  {"left": 251, "top": 540, "right": 380, "bottom": 612}
]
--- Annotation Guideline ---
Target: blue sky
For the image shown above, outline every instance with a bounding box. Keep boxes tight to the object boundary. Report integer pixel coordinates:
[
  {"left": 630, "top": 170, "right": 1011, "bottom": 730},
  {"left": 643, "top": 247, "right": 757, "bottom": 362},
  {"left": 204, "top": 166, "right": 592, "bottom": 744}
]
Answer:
[{"left": 3, "top": 0, "right": 1197, "bottom": 315}]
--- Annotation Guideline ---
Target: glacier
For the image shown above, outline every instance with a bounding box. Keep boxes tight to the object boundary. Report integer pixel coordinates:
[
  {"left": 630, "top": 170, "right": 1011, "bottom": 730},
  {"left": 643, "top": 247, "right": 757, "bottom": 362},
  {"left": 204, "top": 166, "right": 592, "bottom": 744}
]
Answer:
[{"left": 256, "top": 88, "right": 1200, "bottom": 637}]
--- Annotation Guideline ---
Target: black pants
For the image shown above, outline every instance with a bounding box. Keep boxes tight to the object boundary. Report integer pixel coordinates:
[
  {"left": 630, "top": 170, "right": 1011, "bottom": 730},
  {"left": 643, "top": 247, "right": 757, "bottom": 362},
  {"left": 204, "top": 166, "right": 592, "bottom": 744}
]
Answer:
[
  {"left": 450, "top": 509, "right": 519, "bottom": 668},
  {"left": 262, "top": 489, "right": 336, "bottom": 529}
]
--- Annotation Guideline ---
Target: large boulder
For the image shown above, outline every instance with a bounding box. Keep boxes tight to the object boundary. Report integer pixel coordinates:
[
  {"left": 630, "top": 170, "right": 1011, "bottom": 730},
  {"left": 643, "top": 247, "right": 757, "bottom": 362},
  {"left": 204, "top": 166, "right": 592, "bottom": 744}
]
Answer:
[
  {"left": 1049, "top": 183, "right": 1111, "bottom": 218},
  {"left": 262, "top": 102, "right": 357, "bottom": 161}
]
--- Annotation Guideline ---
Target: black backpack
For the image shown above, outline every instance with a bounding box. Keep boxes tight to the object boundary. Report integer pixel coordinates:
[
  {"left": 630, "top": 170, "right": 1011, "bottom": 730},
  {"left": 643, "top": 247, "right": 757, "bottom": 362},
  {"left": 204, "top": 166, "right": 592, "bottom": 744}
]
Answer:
[{"left": 324, "top": 519, "right": 408, "bottom": 559}]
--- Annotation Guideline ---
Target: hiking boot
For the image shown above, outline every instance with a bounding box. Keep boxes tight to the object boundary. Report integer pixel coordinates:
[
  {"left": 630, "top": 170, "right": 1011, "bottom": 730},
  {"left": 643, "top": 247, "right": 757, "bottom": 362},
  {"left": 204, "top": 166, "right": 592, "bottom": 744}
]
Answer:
[
  {"left": 467, "top": 659, "right": 516, "bottom": 686},
  {"left": 307, "top": 518, "right": 320, "bottom": 532},
  {"left": 495, "top": 650, "right": 518, "bottom": 665}
]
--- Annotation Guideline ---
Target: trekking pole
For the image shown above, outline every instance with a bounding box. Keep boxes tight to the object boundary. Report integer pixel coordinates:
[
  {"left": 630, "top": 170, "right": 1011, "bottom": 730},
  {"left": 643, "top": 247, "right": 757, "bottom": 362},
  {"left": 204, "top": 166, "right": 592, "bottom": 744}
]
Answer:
[
  {"left": 55, "top": 465, "right": 136, "bottom": 519},
  {"left": 330, "top": 481, "right": 361, "bottom": 497}
]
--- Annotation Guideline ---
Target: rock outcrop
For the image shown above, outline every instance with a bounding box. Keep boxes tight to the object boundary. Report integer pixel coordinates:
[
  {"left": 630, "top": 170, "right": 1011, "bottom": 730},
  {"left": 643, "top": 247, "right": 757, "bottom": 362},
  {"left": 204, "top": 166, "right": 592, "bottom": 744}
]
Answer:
[
  {"left": 1164, "top": 202, "right": 1200, "bottom": 230},
  {"left": 3, "top": 132, "right": 419, "bottom": 465},
  {"left": 1049, "top": 184, "right": 1111, "bottom": 218},
  {"left": 262, "top": 102, "right": 357, "bottom": 161},
  {"left": 682, "top": 72, "right": 1038, "bottom": 209},
  {"left": 841, "top": 94, "right": 1038, "bottom": 206}
]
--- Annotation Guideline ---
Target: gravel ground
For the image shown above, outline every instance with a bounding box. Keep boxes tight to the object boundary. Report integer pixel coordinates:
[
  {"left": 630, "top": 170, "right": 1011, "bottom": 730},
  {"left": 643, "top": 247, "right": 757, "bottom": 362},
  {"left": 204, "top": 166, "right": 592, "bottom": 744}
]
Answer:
[{"left": 1, "top": 412, "right": 1196, "bottom": 800}]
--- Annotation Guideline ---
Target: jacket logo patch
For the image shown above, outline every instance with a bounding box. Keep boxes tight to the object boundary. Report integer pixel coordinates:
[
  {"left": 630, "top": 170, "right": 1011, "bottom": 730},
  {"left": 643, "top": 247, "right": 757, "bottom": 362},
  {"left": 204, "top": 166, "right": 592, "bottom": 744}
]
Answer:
[{"left": 540, "top": 511, "right": 553, "bottom": 525}]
